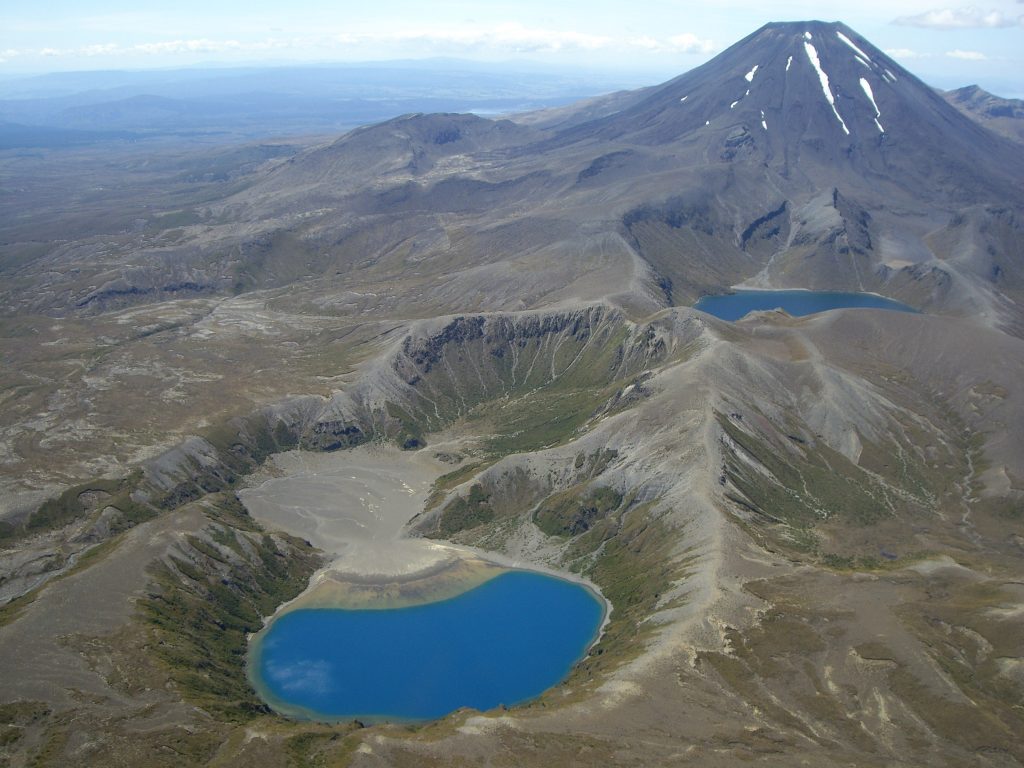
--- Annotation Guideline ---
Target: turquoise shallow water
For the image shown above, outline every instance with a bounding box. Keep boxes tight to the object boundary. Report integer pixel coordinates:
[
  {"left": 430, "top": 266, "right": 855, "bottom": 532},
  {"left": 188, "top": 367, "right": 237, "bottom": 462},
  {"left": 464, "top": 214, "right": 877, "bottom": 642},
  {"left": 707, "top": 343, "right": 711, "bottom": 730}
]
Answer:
[
  {"left": 250, "top": 570, "right": 604, "bottom": 722},
  {"left": 693, "top": 290, "right": 917, "bottom": 322}
]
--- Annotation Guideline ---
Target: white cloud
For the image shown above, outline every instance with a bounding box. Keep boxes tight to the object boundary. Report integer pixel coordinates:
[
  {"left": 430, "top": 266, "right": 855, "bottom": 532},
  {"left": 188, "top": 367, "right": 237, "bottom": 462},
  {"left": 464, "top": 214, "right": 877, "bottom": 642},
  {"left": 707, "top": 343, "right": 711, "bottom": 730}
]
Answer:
[
  {"left": 82, "top": 43, "right": 119, "bottom": 57},
  {"left": 133, "top": 39, "right": 244, "bottom": 55},
  {"left": 667, "top": 33, "right": 717, "bottom": 55},
  {"left": 6, "top": 23, "right": 714, "bottom": 65},
  {"left": 947, "top": 48, "right": 989, "bottom": 59},
  {"left": 628, "top": 36, "right": 664, "bottom": 52},
  {"left": 885, "top": 47, "right": 930, "bottom": 58},
  {"left": 894, "top": 7, "right": 1024, "bottom": 28},
  {"left": 366, "top": 22, "right": 613, "bottom": 53},
  {"left": 18, "top": 38, "right": 296, "bottom": 60},
  {"left": 334, "top": 24, "right": 713, "bottom": 56}
]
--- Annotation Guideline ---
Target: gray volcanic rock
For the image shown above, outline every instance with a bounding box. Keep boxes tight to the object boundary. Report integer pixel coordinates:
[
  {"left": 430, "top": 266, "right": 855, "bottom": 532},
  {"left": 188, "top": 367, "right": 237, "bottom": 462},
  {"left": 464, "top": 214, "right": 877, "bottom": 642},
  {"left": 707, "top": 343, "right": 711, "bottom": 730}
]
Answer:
[
  {"left": 551, "top": 21, "right": 1023, "bottom": 198},
  {"left": 944, "top": 84, "right": 1024, "bottom": 144},
  {"left": 267, "top": 111, "right": 537, "bottom": 191},
  {"left": 3, "top": 21, "right": 1024, "bottom": 768},
  {"left": 537, "top": 21, "right": 1024, "bottom": 320},
  {"left": 4, "top": 22, "right": 1022, "bottom": 334}
]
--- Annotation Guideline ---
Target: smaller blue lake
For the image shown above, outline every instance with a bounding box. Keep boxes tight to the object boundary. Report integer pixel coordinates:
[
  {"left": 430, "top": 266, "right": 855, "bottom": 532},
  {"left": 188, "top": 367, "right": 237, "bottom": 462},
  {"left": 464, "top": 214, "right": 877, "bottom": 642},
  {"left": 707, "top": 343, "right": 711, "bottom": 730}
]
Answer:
[
  {"left": 693, "top": 290, "right": 917, "bottom": 322},
  {"left": 250, "top": 570, "right": 604, "bottom": 722}
]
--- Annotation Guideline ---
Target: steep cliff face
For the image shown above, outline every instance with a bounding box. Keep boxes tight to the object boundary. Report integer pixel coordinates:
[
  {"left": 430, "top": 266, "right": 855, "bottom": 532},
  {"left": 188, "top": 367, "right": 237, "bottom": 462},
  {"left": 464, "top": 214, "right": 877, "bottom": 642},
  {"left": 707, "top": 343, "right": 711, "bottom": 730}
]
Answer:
[
  {"left": 2, "top": 18, "right": 1024, "bottom": 768},
  {"left": 4, "top": 293, "right": 1023, "bottom": 766},
  {"left": 6, "top": 27, "right": 1024, "bottom": 335},
  {"left": 393, "top": 301, "right": 1023, "bottom": 567},
  {"left": 303, "top": 305, "right": 685, "bottom": 451},
  {"left": 944, "top": 84, "right": 1024, "bottom": 145}
]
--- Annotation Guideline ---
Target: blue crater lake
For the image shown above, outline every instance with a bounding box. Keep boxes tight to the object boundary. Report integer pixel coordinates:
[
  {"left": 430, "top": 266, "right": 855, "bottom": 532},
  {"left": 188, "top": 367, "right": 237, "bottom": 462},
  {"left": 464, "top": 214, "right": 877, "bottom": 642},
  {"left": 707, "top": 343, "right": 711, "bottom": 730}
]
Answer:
[
  {"left": 250, "top": 570, "right": 605, "bottom": 722},
  {"left": 693, "top": 290, "right": 917, "bottom": 322}
]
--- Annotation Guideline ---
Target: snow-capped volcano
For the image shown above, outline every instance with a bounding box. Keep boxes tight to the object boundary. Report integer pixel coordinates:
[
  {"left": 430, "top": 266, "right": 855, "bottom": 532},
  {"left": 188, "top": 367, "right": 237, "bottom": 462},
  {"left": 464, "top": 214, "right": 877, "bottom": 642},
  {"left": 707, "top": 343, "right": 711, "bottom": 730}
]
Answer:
[
  {"left": 553, "top": 21, "right": 1022, "bottom": 201},
  {"left": 15, "top": 21, "right": 1021, "bottom": 333}
]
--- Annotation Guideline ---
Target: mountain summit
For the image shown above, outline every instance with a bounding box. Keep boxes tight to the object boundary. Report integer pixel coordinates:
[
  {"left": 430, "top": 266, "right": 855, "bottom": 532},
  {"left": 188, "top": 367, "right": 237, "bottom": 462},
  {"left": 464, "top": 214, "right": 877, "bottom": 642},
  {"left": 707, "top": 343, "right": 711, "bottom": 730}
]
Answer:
[
  {"left": 514, "top": 21, "right": 1022, "bottom": 321},
  {"left": 2, "top": 22, "right": 1024, "bottom": 766},
  {"left": 4, "top": 22, "right": 1023, "bottom": 333},
  {"left": 555, "top": 21, "right": 1021, "bottom": 199}
]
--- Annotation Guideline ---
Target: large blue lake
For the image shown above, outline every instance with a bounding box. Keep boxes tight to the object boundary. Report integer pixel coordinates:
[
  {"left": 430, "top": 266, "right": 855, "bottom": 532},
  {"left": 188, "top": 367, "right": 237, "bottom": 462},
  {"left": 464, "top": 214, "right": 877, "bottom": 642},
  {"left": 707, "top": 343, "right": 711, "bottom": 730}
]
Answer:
[
  {"left": 250, "top": 570, "right": 604, "bottom": 722},
  {"left": 693, "top": 290, "right": 917, "bottom": 322}
]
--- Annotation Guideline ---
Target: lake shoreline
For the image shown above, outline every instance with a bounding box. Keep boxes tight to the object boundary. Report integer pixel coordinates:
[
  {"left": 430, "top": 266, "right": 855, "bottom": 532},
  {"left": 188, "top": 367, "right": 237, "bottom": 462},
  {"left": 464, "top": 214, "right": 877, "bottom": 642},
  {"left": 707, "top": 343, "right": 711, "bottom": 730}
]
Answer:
[
  {"left": 694, "top": 288, "right": 918, "bottom": 322},
  {"left": 239, "top": 444, "right": 611, "bottom": 723},
  {"left": 247, "top": 568, "right": 607, "bottom": 723}
]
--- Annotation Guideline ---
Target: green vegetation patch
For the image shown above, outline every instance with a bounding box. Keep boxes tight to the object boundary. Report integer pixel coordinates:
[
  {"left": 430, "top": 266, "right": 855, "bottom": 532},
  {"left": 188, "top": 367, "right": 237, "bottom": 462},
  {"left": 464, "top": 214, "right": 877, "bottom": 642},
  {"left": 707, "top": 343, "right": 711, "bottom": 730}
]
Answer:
[
  {"left": 149, "top": 209, "right": 202, "bottom": 229},
  {"left": 0, "top": 702, "right": 49, "bottom": 730},
  {"left": 423, "top": 460, "right": 495, "bottom": 513},
  {"left": 715, "top": 411, "right": 949, "bottom": 566},
  {"left": 383, "top": 313, "right": 667, "bottom": 459},
  {"left": 0, "top": 724, "right": 21, "bottom": 748},
  {"left": 0, "top": 589, "right": 41, "bottom": 630},
  {"left": 18, "top": 471, "right": 150, "bottom": 540},
  {"left": 533, "top": 485, "right": 623, "bottom": 538},
  {"left": 9, "top": 409, "right": 303, "bottom": 545},
  {"left": 564, "top": 500, "right": 683, "bottom": 679},
  {"left": 283, "top": 730, "right": 353, "bottom": 768},
  {"left": 482, "top": 386, "right": 619, "bottom": 456},
  {"left": 137, "top": 494, "right": 321, "bottom": 721},
  {"left": 25, "top": 721, "right": 69, "bottom": 768},
  {"left": 693, "top": 582, "right": 878, "bottom": 747},
  {"left": 386, "top": 402, "right": 425, "bottom": 450},
  {"left": 718, "top": 411, "right": 900, "bottom": 529},
  {"left": 434, "top": 484, "right": 495, "bottom": 537}
]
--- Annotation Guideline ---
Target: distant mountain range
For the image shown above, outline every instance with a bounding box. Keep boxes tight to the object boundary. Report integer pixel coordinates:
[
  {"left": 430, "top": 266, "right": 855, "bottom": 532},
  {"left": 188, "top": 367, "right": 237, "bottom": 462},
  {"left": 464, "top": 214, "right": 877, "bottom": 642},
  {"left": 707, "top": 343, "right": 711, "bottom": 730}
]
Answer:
[
  {"left": 0, "top": 62, "right": 653, "bottom": 147},
  {"left": 10, "top": 20, "right": 1020, "bottom": 334},
  {"left": 2, "top": 21, "right": 1023, "bottom": 768},
  {"left": 943, "top": 84, "right": 1024, "bottom": 145},
  {"left": 2, "top": 54, "right": 1022, "bottom": 154}
]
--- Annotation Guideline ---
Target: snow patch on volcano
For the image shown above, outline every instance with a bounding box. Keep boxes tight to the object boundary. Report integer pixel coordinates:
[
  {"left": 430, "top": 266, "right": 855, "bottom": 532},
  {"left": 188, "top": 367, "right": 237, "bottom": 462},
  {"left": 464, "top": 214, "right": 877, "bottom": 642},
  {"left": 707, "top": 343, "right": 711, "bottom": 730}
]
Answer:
[
  {"left": 860, "top": 77, "right": 885, "bottom": 133},
  {"left": 836, "top": 31, "right": 872, "bottom": 64},
  {"left": 804, "top": 41, "right": 850, "bottom": 135}
]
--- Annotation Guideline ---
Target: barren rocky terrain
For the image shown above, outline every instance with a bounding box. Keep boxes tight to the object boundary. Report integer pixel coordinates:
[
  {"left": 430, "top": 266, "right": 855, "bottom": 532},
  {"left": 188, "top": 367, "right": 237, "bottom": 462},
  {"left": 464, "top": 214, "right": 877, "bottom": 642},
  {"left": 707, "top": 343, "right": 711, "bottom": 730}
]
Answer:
[{"left": 0, "top": 20, "right": 1021, "bottom": 768}]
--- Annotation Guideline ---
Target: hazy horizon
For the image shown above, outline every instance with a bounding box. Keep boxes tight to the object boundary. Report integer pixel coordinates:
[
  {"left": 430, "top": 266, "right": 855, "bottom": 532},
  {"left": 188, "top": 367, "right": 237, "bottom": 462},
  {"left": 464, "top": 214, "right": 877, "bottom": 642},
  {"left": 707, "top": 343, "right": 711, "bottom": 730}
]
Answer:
[{"left": 2, "top": 2, "right": 1022, "bottom": 97}]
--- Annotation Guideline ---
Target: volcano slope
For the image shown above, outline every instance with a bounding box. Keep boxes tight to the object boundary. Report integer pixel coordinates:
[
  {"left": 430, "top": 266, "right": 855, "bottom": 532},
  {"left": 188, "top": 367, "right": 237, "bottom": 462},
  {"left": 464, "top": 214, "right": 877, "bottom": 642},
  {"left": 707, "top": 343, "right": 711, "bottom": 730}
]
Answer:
[
  {"left": 0, "top": 19, "right": 1023, "bottom": 768},
  {"left": 944, "top": 85, "right": 1024, "bottom": 145}
]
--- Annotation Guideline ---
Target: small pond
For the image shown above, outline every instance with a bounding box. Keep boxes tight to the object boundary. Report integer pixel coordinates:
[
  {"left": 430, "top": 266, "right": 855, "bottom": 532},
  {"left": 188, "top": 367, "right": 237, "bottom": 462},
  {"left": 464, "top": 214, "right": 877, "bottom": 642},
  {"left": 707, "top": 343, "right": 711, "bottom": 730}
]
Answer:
[
  {"left": 249, "top": 570, "right": 605, "bottom": 722},
  {"left": 693, "top": 289, "right": 917, "bottom": 322}
]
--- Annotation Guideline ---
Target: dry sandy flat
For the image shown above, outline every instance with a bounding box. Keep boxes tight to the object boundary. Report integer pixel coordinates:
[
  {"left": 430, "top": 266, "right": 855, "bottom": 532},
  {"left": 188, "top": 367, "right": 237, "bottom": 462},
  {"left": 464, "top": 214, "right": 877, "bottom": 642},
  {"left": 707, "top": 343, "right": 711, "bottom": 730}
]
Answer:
[
  {"left": 239, "top": 445, "right": 456, "bottom": 579},
  {"left": 237, "top": 443, "right": 516, "bottom": 612},
  {"left": 237, "top": 445, "right": 611, "bottom": 614}
]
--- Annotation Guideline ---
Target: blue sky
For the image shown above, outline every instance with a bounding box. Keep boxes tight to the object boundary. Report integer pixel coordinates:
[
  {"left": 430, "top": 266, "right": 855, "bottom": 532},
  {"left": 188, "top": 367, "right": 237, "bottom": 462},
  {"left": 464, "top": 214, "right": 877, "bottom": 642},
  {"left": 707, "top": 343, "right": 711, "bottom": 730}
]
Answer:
[{"left": 2, "top": 1, "right": 1022, "bottom": 95}]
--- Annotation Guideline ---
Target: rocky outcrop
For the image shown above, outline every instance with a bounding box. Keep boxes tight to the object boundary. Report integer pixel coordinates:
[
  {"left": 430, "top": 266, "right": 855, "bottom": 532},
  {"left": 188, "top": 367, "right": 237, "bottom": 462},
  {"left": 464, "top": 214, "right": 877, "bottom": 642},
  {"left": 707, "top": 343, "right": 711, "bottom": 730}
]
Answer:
[{"left": 305, "top": 305, "right": 685, "bottom": 445}]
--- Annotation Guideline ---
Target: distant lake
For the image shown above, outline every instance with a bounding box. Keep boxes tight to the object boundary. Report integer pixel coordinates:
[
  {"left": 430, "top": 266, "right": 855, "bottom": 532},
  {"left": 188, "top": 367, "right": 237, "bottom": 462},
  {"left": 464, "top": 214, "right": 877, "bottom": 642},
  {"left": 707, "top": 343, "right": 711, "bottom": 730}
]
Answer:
[
  {"left": 249, "top": 570, "right": 604, "bottom": 722},
  {"left": 694, "top": 290, "right": 917, "bottom": 322}
]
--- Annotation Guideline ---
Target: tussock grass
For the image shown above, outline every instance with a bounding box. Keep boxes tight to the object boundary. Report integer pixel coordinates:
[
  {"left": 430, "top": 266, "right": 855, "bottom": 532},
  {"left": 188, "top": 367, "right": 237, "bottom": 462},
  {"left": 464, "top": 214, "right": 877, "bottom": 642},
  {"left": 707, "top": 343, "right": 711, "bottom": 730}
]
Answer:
[{"left": 137, "top": 494, "right": 321, "bottom": 721}]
